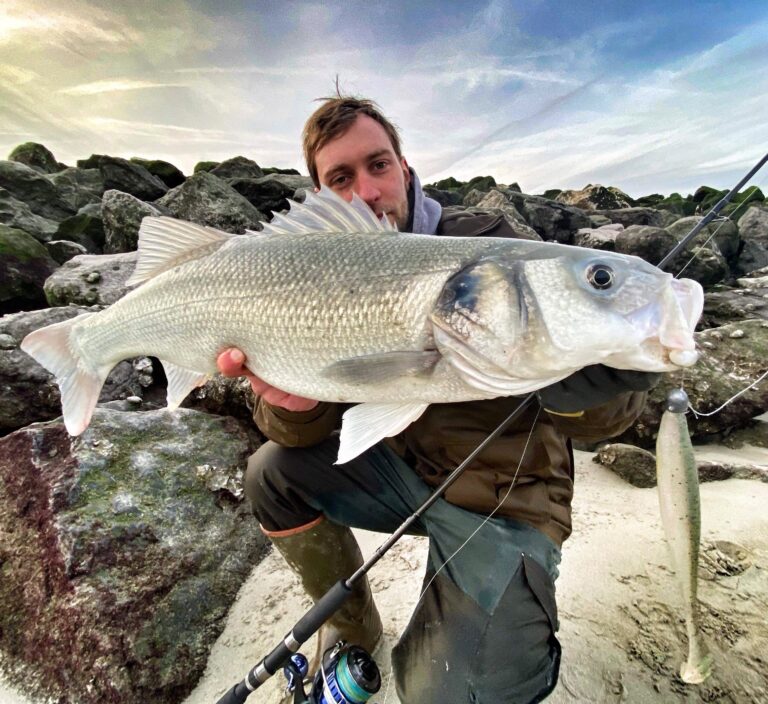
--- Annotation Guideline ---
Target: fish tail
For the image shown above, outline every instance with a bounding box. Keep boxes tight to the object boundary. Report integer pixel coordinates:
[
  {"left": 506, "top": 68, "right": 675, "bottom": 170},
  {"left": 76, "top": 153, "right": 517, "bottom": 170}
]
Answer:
[{"left": 20, "top": 314, "right": 110, "bottom": 436}]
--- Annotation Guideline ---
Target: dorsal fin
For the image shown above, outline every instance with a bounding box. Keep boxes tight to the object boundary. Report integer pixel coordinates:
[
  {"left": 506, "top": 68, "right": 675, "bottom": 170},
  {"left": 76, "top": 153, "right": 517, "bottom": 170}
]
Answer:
[
  {"left": 126, "top": 216, "right": 235, "bottom": 286},
  {"left": 258, "top": 186, "right": 398, "bottom": 236}
]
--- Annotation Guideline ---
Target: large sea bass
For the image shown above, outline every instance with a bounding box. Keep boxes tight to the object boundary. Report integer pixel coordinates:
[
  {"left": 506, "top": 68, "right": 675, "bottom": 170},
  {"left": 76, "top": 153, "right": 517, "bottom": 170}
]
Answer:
[{"left": 22, "top": 187, "right": 703, "bottom": 463}]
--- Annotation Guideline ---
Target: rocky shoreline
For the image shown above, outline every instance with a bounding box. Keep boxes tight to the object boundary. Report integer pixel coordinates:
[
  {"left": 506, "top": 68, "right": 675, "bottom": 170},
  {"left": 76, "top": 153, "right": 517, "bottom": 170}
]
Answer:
[{"left": 1, "top": 143, "right": 766, "bottom": 703}]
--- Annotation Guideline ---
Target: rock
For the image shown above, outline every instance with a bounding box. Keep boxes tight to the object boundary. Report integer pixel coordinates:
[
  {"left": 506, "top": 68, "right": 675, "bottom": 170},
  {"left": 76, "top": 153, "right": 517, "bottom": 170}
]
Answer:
[
  {"left": 556, "top": 184, "right": 634, "bottom": 211},
  {"left": 193, "top": 160, "right": 220, "bottom": 173},
  {"left": 666, "top": 215, "right": 741, "bottom": 263},
  {"left": 619, "top": 319, "right": 768, "bottom": 447},
  {"left": 472, "top": 190, "right": 542, "bottom": 240},
  {"left": 593, "top": 208, "right": 666, "bottom": 229},
  {"left": 48, "top": 167, "right": 105, "bottom": 211},
  {"left": 261, "top": 166, "right": 301, "bottom": 176},
  {"left": 101, "top": 190, "right": 164, "bottom": 253},
  {"left": 0, "top": 187, "right": 59, "bottom": 241},
  {"left": 0, "top": 160, "right": 76, "bottom": 221},
  {"left": 614, "top": 225, "right": 677, "bottom": 264},
  {"left": 462, "top": 188, "right": 489, "bottom": 207},
  {"left": 54, "top": 203, "right": 105, "bottom": 253},
  {"left": 736, "top": 205, "right": 768, "bottom": 275},
  {"left": 0, "top": 307, "right": 157, "bottom": 433},
  {"left": 129, "top": 157, "right": 186, "bottom": 188},
  {"left": 0, "top": 225, "right": 58, "bottom": 314},
  {"left": 183, "top": 375, "right": 262, "bottom": 433},
  {"left": 210, "top": 156, "right": 264, "bottom": 180},
  {"left": 423, "top": 186, "right": 463, "bottom": 207},
  {"left": 7, "top": 142, "right": 61, "bottom": 174},
  {"left": 260, "top": 172, "right": 314, "bottom": 197},
  {"left": 44, "top": 252, "right": 137, "bottom": 307},
  {"left": 228, "top": 176, "right": 295, "bottom": 216},
  {"left": 633, "top": 194, "right": 665, "bottom": 208},
  {"left": 157, "top": 171, "right": 265, "bottom": 233},
  {"left": 615, "top": 224, "right": 727, "bottom": 285},
  {"left": 0, "top": 408, "right": 267, "bottom": 704},
  {"left": 594, "top": 443, "right": 657, "bottom": 487},
  {"left": 76, "top": 155, "right": 167, "bottom": 201},
  {"left": 654, "top": 192, "right": 696, "bottom": 216},
  {"left": 574, "top": 223, "right": 623, "bottom": 251},
  {"left": 45, "top": 239, "right": 88, "bottom": 264},
  {"left": 588, "top": 214, "right": 613, "bottom": 228},
  {"left": 505, "top": 192, "right": 591, "bottom": 244},
  {"left": 702, "top": 277, "right": 768, "bottom": 328}
]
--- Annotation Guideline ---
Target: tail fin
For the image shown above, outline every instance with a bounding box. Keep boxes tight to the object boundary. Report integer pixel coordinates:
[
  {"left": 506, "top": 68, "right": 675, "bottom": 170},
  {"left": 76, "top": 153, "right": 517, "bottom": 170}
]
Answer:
[{"left": 20, "top": 314, "right": 110, "bottom": 436}]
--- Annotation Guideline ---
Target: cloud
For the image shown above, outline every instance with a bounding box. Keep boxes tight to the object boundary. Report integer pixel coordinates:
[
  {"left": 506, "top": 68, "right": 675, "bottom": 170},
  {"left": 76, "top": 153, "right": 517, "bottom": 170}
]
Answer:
[{"left": 59, "top": 79, "right": 187, "bottom": 96}]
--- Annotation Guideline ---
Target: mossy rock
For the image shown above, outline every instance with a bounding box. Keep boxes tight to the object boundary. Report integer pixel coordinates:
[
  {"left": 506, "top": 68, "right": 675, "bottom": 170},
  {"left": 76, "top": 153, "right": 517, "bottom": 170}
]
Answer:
[
  {"left": 656, "top": 192, "right": 696, "bottom": 216},
  {"left": 193, "top": 160, "right": 220, "bottom": 174},
  {"left": 8, "top": 143, "right": 61, "bottom": 174},
  {"left": 540, "top": 189, "right": 562, "bottom": 201},
  {"left": 0, "top": 224, "right": 58, "bottom": 313},
  {"left": 130, "top": 158, "right": 186, "bottom": 188},
  {"left": 262, "top": 166, "right": 301, "bottom": 175},
  {"left": 431, "top": 176, "right": 463, "bottom": 191}
]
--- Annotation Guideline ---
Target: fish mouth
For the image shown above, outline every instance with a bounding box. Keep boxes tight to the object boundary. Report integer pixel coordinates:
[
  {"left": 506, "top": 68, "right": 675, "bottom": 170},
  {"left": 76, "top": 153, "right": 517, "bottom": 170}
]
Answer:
[{"left": 619, "top": 277, "right": 704, "bottom": 369}]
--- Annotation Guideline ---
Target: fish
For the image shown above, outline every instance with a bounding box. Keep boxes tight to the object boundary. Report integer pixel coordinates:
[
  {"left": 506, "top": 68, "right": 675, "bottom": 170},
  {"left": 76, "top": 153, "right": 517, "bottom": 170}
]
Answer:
[
  {"left": 21, "top": 186, "right": 704, "bottom": 463},
  {"left": 655, "top": 388, "right": 713, "bottom": 684}
]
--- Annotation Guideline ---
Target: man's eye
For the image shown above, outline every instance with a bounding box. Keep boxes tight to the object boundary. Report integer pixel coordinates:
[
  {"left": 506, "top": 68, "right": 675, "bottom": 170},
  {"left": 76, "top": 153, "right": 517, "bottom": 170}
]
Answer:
[
  {"left": 373, "top": 161, "right": 388, "bottom": 171},
  {"left": 332, "top": 175, "right": 349, "bottom": 186}
]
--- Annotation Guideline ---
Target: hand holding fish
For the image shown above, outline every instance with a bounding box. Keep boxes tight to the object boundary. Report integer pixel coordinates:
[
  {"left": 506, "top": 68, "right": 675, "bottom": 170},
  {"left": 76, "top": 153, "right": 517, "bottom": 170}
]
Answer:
[
  {"left": 217, "top": 347, "right": 319, "bottom": 412},
  {"left": 537, "top": 364, "right": 662, "bottom": 415}
]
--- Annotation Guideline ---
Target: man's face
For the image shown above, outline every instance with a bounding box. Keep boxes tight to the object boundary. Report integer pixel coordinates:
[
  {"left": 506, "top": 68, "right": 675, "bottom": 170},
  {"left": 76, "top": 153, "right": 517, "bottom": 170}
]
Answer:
[{"left": 314, "top": 113, "right": 411, "bottom": 229}]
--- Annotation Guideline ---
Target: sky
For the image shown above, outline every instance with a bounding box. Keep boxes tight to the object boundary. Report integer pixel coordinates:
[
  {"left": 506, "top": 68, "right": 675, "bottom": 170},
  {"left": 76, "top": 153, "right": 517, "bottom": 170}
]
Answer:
[{"left": 1, "top": 0, "right": 767, "bottom": 198}]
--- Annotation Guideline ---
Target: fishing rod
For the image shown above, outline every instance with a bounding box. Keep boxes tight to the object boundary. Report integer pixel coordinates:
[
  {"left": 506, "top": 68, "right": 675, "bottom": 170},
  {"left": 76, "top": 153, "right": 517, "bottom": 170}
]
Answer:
[{"left": 215, "top": 152, "right": 768, "bottom": 704}]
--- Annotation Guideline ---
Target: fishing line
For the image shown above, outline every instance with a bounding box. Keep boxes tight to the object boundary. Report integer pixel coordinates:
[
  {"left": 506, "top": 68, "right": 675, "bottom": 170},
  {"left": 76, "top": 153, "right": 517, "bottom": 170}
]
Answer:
[
  {"left": 412, "top": 407, "right": 542, "bottom": 612},
  {"left": 687, "top": 368, "right": 768, "bottom": 418},
  {"left": 674, "top": 173, "right": 768, "bottom": 279}
]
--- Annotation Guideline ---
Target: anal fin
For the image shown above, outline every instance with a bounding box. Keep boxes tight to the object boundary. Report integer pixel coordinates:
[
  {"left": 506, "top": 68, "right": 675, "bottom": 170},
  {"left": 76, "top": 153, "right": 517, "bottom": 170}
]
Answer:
[{"left": 160, "top": 360, "right": 209, "bottom": 410}]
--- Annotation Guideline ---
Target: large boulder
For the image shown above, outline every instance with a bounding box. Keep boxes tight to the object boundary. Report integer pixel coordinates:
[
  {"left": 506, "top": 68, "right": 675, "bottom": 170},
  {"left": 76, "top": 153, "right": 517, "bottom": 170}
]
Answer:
[
  {"left": 45, "top": 239, "right": 88, "bottom": 264},
  {"left": 702, "top": 270, "right": 768, "bottom": 328},
  {"left": 666, "top": 215, "right": 741, "bottom": 263},
  {"left": 48, "top": 166, "right": 105, "bottom": 211},
  {"left": 129, "top": 157, "right": 186, "bottom": 188},
  {"left": 210, "top": 156, "right": 264, "bottom": 180},
  {"left": 0, "top": 225, "right": 58, "bottom": 314},
  {"left": 0, "top": 407, "right": 267, "bottom": 704},
  {"left": 619, "top": 319, "right": 768, "bottom": 447},
  {"left": 593, "top": 207, "right": 667, "bottom": 229},
  {"left": 593, "top": 443, "right": 657, "bottom": 487},
  {"left": 157, "top": 171, "right": 265, "bottom": 233},
  {"left": 505, "top": 192, "right": 591, "bottom": 244},
  {"left": 736, "top": 205, "right": 768, "bottom": 275},
  {"left": 76, "top": 155, "right": 167, "bottom": 201},
  {"left": 615, "top": 225, "right": 727, "bottom": 286},
  {"left": 44, "top": 252, "right": 137, "bottom": 307},
  {"left": 573, "top": 223, "right": 624, "bottom": 251},
  {"left": 556, "top": 184, "right": 634, "bottom": 211},
  {"left": 228, "top": 175, "right": 295, "bottom": 216},
  {"left": 0, "top": 187, "right": 59, "bottom": 241},
  {"left": 0, "top": 160, "right": 76, "bottom": 221},
  {"left": 470, "top": 189, "right": 542, "bottom": 240},
  {"left": 101, "top": 190, "right": 165, "bottom": 253},
  {"left": 54, "top": 202, "right": 105, "bottom": 253},
  {"left": 0, "top": 307, "right": 155, "bottom": 433},
  {"left": 7, "top": 142, "right": 62, "bottom": 174}
]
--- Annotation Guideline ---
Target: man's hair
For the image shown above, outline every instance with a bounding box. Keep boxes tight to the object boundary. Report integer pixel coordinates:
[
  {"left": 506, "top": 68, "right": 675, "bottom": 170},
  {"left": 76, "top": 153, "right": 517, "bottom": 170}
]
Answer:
[{"left": 302, "top": 94, "right": 403, "bottom": 186}]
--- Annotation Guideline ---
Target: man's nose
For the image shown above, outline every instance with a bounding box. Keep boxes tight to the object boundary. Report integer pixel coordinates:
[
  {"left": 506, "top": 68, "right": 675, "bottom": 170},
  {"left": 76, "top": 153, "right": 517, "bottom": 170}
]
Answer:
[{"left": 355, "top": 172, "right": 381, "bottom": 205}]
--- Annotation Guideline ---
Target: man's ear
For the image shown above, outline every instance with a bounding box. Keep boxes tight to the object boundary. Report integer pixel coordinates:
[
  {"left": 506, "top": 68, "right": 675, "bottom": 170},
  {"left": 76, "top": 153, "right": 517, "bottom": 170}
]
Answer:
[{"left": 401, "top": 157, "right": 411, "bottom": 188}]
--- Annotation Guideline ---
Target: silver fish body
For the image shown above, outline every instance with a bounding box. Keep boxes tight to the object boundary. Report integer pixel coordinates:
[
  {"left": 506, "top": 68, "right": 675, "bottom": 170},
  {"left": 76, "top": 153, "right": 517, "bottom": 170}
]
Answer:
[
  {"left": 656, "top": 389, "right": 713, "bottom": 684},
  {"left": 21, "top": 188, "right": 704, "bottom": 461}
]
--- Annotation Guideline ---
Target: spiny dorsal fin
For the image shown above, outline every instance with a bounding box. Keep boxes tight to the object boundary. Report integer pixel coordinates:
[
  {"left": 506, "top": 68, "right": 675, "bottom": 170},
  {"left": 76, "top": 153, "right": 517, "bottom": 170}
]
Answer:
[
  {"left": 258, "top": 186, "right": 398, "bottom": 237},
  {"left": 127, "top": 216, "right": 236, "bottom": 286}
]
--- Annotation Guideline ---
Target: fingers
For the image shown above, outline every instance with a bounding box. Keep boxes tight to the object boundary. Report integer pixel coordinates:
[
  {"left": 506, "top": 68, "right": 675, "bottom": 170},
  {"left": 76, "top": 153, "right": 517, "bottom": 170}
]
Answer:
[{"left": 217, "top": 347, "right": 247, "bottom": 376}]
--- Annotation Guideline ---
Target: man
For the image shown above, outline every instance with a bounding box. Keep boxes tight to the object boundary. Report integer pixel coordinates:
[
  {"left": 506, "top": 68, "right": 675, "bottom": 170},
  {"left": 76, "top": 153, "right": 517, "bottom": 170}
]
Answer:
[{"left": 218, "top": 96, "right": 658, "bottom": 703}]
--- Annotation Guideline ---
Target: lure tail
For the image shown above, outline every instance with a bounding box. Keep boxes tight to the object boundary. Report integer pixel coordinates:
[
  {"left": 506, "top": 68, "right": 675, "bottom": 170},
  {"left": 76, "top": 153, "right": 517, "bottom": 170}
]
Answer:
[{"left": 21, "top": 314, "right": 111, "bottom": 436}]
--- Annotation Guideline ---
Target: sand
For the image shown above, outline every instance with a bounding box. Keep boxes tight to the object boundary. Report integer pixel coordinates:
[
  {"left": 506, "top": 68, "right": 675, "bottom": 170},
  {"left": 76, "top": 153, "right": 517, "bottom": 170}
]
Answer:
[{"left": 3, "top": 447, "right": 767, "bottom": 704}]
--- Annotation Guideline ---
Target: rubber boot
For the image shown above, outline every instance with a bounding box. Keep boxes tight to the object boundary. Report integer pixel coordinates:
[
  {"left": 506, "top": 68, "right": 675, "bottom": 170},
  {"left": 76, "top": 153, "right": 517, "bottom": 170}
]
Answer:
[{"left": 269, "top": 518, "right": 383, "bottom": 682}]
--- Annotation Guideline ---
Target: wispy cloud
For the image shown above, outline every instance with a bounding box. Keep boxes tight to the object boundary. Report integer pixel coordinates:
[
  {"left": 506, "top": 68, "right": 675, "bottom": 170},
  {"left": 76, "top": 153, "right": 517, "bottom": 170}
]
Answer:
[{"left": 59, "top": 79, "right": 187, "bottom": 96}]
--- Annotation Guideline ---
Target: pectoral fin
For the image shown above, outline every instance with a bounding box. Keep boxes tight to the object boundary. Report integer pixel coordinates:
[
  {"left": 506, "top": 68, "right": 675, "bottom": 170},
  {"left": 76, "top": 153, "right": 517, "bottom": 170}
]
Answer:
[
  {"left": 323, "top": 351, "right": 440, "bottom": 385},
  {"left": 336, "top": 402, "right": 429, "bottom": 464}
]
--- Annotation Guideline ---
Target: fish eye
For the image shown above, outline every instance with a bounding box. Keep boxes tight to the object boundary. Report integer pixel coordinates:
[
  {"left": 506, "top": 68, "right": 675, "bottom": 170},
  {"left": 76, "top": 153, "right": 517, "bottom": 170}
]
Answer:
[{"left": 586, "top": 263, "right": 614, "bottom": 290}]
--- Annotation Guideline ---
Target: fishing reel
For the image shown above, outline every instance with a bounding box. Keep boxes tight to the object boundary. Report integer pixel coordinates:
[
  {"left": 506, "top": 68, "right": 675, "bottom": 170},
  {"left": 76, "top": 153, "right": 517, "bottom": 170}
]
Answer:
[{"left": 283, "top": 641, "right": 381, "bottom": 704}]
